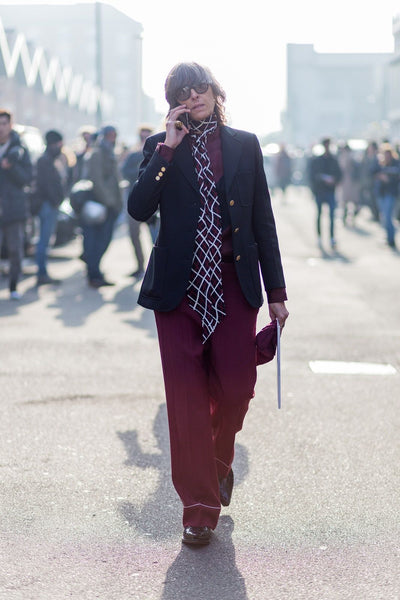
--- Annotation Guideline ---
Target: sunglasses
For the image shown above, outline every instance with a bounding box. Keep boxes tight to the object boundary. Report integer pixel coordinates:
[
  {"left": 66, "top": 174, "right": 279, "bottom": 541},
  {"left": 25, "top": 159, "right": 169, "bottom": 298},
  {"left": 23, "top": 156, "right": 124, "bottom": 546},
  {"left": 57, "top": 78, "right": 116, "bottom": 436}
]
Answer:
[{"left": 176, "top": 82, "right": 211, "bottom": 103}]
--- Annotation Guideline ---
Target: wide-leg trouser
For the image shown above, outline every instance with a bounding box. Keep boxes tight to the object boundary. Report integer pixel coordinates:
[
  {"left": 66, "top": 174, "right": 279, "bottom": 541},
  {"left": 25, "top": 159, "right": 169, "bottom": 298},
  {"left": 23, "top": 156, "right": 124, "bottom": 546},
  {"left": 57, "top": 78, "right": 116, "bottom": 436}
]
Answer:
[{"left": 155, "top": 262, "right": 258, "bottom": 529}]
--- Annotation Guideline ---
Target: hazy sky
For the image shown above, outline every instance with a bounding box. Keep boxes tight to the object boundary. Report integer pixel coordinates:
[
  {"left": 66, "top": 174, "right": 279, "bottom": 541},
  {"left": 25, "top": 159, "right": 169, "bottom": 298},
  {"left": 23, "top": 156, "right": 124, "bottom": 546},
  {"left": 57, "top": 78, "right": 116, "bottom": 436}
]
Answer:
[{"left": 4, "top": 0, "right": 400, "bottom": 135}]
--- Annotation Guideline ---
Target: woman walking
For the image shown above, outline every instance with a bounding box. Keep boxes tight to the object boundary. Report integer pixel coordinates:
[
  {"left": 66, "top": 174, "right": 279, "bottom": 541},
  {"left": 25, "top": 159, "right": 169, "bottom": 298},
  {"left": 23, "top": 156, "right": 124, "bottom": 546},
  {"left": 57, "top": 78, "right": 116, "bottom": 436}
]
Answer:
[{"left": 128, "top": 62, "right": 289, "bottom": 545}]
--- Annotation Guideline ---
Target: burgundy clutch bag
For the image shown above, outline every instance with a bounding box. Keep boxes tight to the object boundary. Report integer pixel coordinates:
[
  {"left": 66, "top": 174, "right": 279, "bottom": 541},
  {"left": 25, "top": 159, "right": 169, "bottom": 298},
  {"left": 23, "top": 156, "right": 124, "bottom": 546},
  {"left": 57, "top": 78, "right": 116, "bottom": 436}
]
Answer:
[{"left": 255, "top": 319, "right": 277, "bottom": 365}]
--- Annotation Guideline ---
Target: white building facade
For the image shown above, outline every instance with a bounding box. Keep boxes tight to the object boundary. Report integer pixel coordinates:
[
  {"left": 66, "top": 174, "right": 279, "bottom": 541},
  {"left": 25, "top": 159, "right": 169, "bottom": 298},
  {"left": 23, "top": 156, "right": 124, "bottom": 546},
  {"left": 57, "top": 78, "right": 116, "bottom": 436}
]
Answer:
[
  {"left": 284, "top": 44, "right": 392, "bottom": 147},
  {"left": 388, "top": 15, "right": 400, "bottom": 140},
  {"left": 0, "top": 3, "right": 159, "bottom": 143}
]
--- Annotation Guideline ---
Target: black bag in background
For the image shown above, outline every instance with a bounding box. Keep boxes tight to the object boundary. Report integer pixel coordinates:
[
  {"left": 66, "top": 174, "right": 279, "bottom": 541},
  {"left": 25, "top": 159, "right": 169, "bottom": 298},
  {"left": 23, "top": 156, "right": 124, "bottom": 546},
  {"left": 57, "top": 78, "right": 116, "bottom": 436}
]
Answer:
[
  {"left": 29, "top": 186, "right": 43, "bottom": 216},
  {"left": 69, "top": 179, "right": 94, "bottom": 214}
]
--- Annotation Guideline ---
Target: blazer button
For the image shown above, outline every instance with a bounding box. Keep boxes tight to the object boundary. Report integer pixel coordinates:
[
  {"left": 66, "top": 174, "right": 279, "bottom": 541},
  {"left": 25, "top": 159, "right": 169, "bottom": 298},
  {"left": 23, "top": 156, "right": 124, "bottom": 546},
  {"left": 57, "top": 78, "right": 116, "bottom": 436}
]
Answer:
[
  {"left": 236, "top": 255, "right": 241, "bottom": 261},
  {"left": 234, "top": 227, "right": 239, "bottom": 233},
  {"left": 161, "top": 167, "right": 166, "bottom": 172},
  {"left": 157, "top": 171, "right": 164, "bottom": 177},
  {"left": 229, "top": 200, "right": 235, "bottom": 206},
  {"left": 155, "top": 176, "right": 160, "bottom": 181}
]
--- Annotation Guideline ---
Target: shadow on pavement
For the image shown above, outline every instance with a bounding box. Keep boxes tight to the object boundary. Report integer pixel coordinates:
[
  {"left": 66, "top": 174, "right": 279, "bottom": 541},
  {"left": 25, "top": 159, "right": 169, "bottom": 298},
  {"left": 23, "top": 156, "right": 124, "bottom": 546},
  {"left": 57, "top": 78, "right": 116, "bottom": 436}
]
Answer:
[
  {"left": 161, "top": 516, "right": 248, "bottom": 600},
  {"left": 345, "top": 223, "right": 373, "bottom": 237},
  {"left": 45, "top": 273, "right": 156, "bottom": 337},
  {"left": 117, "top": 403, "right": 249, "bottom": 541},
  {"left": 113, "top": 283, "right": 158, "bottom": 339},
  {"left": 45, "top": 270, "right": 108, "bottom": 327},
  {"left": 117, "top": 403, "right": 178, "bottom": 539},
  {"left": 318, "top": 246, "right": 352, "bottom": 263},
  {"left": 1, "top": 261, "right": 158, "bottom": 340},
  {"left": 0, "top": 278, "right": 39, "bottom": 315}
]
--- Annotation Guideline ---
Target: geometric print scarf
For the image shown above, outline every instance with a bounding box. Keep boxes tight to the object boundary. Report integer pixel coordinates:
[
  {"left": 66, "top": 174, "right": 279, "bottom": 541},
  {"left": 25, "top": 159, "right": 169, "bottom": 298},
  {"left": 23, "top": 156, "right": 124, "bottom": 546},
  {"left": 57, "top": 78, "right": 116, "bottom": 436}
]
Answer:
[{"left": 186, "top": 114, "right": 226, "bottom": 343}]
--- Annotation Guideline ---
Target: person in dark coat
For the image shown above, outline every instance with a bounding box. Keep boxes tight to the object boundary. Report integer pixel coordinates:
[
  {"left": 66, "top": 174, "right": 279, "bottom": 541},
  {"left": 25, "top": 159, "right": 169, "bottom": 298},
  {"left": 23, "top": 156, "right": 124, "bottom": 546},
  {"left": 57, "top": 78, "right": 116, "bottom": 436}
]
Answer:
[
  {"left": 372, "top": 144, "right": 399, "bottom": 249},
  {"left": 309, "top": 137, "right": 342, "bottom": 250},
  {"left": 35, "top": 130, "right": 65, "bottom": 285},
  {"left": 73, "top": 125, "right": 97, "bottom": 183},
  {"left": 0, "top": 109, "right": 32, "bottom": 300},
  {"left": 83, "top": 125, "right": 122, "bottom": 287},
  {"left": 360, "top": 141, "right": 380, "bottom": 222},
  {"left": 128, "top": 62, "right": 289, "bottom": 546},
  {"left": 274, "top": 143, "right": 292, "bottom": 200}
]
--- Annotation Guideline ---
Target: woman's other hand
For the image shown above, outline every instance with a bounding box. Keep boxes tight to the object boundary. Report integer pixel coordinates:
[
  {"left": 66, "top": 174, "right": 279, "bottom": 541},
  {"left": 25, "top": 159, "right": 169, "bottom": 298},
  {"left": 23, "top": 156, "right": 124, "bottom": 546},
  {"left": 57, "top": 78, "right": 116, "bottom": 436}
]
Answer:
[{"left": 268, "top": 302, "right": 289, "bottom": 329}]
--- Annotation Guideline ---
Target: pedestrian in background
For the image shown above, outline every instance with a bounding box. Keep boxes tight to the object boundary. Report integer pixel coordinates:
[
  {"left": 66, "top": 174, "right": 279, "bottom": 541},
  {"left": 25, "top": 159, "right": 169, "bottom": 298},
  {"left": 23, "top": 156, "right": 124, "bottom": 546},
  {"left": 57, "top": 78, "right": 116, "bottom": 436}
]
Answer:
[
  {"left": 372, "top": 143, "right": 399, "bottom": 250},
  {"left": 35, "top": 130, "right": 65, "bottom": 285},
  {"left": 360, "top": 141, "right": 380, "bottom": 222},
  {"left": 83, "top": 125, "right": 122, "bottom": 287},
  {"left": 0, "top": 109, "right": 32, "bottom": 300},
  {"left": 337, "top": 143, "right": 360, "bottom": 226},
  {"left": 74, "top": 125, "right": 97, "bottom": 183},
  {"left": 128, "top": 62, "right": 288, "bottom": 546},
  {"left": 309, "top": 137, "right": 342, "bottom": 250},
  {"left": 122, "top": 124, "right": 157, "bottom": 279},
  {"left": 273, "top": 143, "right": 292, "bottom": 202}
]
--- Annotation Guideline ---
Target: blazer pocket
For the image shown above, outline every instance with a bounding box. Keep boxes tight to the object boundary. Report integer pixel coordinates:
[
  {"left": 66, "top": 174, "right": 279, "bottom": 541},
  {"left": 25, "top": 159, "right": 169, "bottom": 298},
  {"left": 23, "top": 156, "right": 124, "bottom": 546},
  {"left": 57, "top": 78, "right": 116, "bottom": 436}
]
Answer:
[{"left": 141, "top": 246, "right": 168, "bottom": 298}]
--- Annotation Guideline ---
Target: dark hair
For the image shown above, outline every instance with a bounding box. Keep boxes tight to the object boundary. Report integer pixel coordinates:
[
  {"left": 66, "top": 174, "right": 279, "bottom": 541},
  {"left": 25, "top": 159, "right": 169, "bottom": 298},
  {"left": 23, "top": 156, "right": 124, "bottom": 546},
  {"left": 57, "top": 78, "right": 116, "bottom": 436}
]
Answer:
[
  {"left": 102, "top": 125, "right": 117, "bottom": 137},
  {"left": 164, "top": 62, "right": 227, "bottom": 125},
  {"left": 0, "top": 109, "right": 12, "bottom": 122},
  {"left": 45, "top": 130, "right": 63, "bottom": 145}
]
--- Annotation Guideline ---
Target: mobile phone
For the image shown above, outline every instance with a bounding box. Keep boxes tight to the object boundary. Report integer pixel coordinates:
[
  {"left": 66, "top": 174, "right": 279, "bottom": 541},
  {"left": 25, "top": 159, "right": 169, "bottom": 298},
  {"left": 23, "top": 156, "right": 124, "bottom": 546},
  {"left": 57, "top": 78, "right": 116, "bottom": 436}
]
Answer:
[{"left": 180, "top": 110, "right": 189, "bottom": 130}]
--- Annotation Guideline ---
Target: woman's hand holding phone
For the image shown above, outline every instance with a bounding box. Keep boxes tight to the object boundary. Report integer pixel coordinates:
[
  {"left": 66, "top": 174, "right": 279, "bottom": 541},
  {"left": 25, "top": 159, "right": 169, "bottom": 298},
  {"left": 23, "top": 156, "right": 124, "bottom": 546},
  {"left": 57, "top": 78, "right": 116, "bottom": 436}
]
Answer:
[{"left": 165, "top": 106, "right": 190, "bottom": 149}]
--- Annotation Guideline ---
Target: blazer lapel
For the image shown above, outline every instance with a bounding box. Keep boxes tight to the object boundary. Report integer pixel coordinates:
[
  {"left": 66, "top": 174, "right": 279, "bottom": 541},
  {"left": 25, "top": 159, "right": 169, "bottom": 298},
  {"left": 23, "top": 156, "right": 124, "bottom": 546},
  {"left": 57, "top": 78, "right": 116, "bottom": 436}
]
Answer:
[
  {"left": 221, "top": 126, "right": 243, "bottom": 194},
  {"left": 173, "top": 136, "right": 199, "bottom": 193}
]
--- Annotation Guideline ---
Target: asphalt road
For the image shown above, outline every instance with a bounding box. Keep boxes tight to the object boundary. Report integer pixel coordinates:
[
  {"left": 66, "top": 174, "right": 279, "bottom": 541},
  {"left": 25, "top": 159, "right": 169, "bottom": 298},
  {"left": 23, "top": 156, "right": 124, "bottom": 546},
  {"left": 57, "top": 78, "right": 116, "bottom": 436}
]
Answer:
[{"left": 1, "top": 187, "right": 399, "bottom": 600}]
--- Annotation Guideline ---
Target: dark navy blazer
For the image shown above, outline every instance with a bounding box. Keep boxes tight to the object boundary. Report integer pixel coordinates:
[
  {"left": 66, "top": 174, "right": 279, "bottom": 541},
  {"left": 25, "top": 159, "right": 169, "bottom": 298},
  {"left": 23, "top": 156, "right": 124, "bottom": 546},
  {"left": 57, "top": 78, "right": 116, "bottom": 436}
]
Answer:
[{"left": 128, "top": 125, "right": 286, "bottom": 312}]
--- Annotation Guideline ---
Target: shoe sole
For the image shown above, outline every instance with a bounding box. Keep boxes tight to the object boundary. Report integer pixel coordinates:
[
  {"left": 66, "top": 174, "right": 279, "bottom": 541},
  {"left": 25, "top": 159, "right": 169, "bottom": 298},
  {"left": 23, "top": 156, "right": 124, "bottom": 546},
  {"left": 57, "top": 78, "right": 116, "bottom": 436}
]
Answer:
[{"left": 182, "top": 536, "right": 210, "bottom": 546}]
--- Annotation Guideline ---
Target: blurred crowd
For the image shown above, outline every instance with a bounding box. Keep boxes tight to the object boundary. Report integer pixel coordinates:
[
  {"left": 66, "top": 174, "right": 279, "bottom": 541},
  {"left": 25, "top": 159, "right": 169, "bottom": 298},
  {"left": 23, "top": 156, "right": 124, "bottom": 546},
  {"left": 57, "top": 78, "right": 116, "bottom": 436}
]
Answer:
[
  {"left": 268, "top": 138, "right": 400, "bottom": 251},
  {"left": 1, "top": 106, "right": 399, "bottom": 302},
  {"left": 0, "top": 107, "right": 158, "bottom": 300}
]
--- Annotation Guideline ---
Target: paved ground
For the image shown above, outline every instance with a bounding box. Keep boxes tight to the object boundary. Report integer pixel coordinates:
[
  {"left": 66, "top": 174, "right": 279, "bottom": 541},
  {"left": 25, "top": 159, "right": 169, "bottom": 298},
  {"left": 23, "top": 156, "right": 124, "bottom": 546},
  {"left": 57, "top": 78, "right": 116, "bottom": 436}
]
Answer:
[{"left": 1, "top": 187, "right": 399, "bottom": 599}]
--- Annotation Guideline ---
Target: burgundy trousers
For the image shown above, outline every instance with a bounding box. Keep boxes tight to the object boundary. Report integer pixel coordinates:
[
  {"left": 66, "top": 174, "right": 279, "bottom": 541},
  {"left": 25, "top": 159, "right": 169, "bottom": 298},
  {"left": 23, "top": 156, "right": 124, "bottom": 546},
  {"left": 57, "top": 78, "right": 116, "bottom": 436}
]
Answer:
[{"left": 155, "top": 262, "right": 258, "bottom": 529}]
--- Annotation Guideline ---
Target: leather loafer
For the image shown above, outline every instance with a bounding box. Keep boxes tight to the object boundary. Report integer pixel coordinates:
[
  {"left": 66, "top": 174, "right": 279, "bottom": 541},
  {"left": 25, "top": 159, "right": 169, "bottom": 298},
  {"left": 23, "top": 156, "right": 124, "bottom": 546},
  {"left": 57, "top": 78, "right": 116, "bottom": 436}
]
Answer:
[
  {"left": 219, "top": 469, "right": 234, "bottom": 506},
  {"left": 182, "top": 526, "right": 211, "bottom": 546}
]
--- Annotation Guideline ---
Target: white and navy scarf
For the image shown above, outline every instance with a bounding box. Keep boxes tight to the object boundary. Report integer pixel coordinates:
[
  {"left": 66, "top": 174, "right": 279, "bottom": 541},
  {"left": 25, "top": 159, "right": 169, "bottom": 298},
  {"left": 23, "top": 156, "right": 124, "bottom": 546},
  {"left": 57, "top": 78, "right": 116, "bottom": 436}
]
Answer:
[{"left": 186, "top": 114, "right": 226, "bottom": 343}]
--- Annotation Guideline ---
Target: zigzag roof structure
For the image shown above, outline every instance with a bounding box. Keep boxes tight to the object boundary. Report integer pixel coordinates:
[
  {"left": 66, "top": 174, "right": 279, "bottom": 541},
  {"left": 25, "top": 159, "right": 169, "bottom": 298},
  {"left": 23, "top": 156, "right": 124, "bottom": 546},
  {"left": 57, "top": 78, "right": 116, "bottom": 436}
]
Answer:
[{"left": 0, "top": 17, "right": 113, "bottom": 116}]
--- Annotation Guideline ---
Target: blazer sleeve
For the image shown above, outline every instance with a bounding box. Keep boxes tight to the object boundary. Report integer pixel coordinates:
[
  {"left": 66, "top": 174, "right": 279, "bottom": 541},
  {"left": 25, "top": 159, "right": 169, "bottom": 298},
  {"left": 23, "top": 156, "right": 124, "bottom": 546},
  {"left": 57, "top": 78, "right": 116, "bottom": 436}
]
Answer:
[{"left": 127, "top": 135, "right": 171, "bottom": 222}]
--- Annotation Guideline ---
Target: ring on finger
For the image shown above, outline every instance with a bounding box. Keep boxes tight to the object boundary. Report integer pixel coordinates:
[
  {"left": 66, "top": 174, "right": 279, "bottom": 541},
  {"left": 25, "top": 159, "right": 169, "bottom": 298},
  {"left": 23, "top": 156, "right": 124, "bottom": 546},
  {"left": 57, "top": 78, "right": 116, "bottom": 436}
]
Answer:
[{"left": 174, "top": 120, "right": 183, "bottom": 130}]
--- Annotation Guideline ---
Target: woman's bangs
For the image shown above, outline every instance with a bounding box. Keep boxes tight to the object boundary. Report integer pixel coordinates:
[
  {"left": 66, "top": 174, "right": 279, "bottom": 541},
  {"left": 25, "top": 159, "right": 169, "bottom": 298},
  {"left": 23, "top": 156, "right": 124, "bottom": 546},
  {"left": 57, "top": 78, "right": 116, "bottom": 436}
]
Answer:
[{"left": 175, "top": 64, "right": 208, "bottom": 90}]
